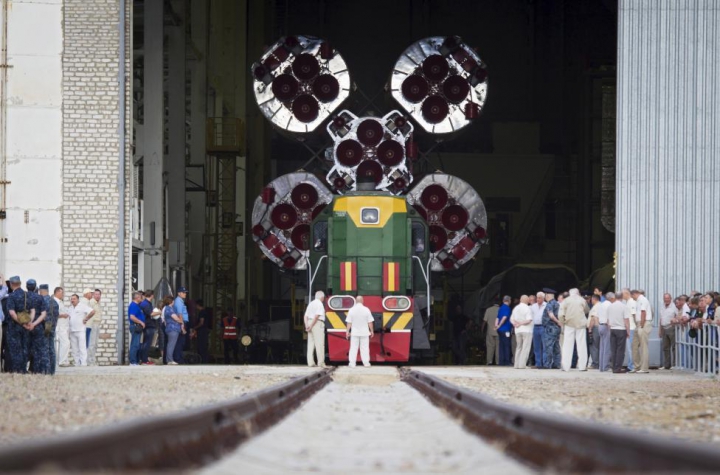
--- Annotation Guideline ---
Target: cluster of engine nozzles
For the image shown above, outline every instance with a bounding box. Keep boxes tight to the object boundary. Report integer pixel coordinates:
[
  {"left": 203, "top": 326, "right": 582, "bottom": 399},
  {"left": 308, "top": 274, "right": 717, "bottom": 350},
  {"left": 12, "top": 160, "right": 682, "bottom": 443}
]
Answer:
[
  {"left": 252, "top": 35, "right": 487, "bottom": 135},
  {"left": 250, "top": 35, "right": 489, "bottom": 271}
]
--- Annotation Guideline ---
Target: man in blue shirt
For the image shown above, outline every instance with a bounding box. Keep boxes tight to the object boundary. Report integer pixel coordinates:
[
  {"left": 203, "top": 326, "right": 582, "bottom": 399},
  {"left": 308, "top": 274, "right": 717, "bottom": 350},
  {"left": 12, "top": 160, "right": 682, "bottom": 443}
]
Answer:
[
  {"left": 127, "top": 291, "right": 145, "bottom": 366},
  {"left": 495, "top": 296, "right": 513, "bottom": 366},
  {"left": 173, "top": 287, "right": 189, "bottom": 364}
]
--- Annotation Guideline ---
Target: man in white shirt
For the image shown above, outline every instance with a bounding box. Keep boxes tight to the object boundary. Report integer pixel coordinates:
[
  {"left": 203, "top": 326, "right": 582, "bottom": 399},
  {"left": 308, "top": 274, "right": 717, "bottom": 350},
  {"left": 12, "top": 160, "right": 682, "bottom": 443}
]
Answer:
[
  {"left": 596, "top": 294, "right": 612, "bottom": 372},
  {"left": 345, "top": 295, "right": 375, "bottom": 367},
  {"left": 607, "top": 293, "right": 630, "bottom": 373},
  {"left": 511, "top": 295, "right": 533, "bottom": 369},
  {"left": 304, "top": 291, "right": 326, "bottom": 368},
  {"left": 54, "top": 288, "right": 71, "bottom": 367},
  {"left": 659, "top": 293, "right": 677, "bottom": 370},
  {"left": 621, "top": 288, "right": 637, "bottom": 371},
  {"left": 80, "top": 289, "right": 98, "bottom": 365},
  {"left": 631, "top": 289, "right": 653, "bottom": 373},
  {"left": 530, "top": 291, "right": 546, "bottom": 368},
  {"left": 68, "top": 293, "right": 92, "bottom": 366}
]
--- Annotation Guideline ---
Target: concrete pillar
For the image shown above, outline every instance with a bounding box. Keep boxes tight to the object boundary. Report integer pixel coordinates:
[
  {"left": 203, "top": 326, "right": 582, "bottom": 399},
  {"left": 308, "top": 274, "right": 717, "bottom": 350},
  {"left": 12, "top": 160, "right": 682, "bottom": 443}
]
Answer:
[
  {"left": 143, "top": 0, "right": 164, "bottom": 288},
  {"left": 167, "top": 0, "right": 186, "bottom": 281}
]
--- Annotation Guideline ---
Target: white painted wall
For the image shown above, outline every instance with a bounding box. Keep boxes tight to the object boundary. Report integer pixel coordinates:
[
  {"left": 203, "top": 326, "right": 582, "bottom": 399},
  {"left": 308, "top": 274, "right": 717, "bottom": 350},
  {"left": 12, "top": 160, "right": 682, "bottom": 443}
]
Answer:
[{"left": 1, "top": 0, "right": 63, "bottom": 286}]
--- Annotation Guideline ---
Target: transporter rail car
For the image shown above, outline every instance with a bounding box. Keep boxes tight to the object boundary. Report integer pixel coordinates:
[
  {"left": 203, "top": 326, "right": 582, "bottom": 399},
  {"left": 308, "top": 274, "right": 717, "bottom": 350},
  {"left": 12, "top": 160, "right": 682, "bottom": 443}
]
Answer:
[{"left": 250, "top": 35, "right": 488, "bottom": 363}]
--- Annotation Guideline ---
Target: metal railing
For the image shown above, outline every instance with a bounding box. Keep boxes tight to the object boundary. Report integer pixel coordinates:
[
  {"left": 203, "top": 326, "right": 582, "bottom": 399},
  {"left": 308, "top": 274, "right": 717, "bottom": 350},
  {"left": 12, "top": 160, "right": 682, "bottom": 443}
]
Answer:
[{"left": 674, "top": 323, "right": 719, "bottom": 376}]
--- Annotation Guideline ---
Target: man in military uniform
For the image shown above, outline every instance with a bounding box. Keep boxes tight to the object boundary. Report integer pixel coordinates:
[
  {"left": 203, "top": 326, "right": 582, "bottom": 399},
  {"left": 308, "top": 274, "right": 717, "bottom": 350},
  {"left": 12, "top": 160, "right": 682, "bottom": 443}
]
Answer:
[
  {"left": 26, "top": 279, "right": 49, "bottom": 374},
  {"left": 541, "top": 288, "right": 562, "bottom": 369},
  {"left": 5, "top": 276, "right": 34, "bottom": 373},
  {"left": 39, "top": 284, "right": 59, "bottom": 374}
]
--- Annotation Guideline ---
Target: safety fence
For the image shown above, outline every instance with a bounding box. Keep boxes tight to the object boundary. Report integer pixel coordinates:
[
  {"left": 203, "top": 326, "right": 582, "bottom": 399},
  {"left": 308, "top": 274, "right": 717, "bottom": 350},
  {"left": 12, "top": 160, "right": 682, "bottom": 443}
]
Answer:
[{"left": 673, "top": 323, "right": 719, "bottom": 376}]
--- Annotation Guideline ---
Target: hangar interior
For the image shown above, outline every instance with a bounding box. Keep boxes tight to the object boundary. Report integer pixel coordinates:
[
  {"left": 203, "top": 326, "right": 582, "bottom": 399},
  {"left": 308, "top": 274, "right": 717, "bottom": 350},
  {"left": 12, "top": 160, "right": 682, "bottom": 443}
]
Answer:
[{"left": 130, "top": 0, "right": 618, "bottom": 362}]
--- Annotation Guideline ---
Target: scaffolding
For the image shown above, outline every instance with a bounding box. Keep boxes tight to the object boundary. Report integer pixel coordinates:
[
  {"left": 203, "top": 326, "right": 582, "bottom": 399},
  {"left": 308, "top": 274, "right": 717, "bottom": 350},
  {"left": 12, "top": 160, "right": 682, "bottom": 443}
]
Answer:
[{"left": 204, "top": 117, "right": 244, "bottom": 360}]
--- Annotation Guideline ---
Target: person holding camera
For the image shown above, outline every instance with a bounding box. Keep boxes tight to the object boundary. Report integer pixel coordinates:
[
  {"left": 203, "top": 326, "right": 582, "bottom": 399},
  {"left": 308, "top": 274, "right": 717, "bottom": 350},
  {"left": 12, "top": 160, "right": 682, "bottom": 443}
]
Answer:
[{"left": 127, "top": 291, "right": 145, "bottom": 366}]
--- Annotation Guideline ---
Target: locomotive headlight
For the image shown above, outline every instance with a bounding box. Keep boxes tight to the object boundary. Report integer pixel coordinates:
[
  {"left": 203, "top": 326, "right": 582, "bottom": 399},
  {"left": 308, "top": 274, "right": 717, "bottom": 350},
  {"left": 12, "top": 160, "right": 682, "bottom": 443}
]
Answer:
[
  {"left": 360, "top": 207, "right": 380, "bottom": 224},
  {"left": 383, "top": 296, "right": 411, "bottom": 311}
]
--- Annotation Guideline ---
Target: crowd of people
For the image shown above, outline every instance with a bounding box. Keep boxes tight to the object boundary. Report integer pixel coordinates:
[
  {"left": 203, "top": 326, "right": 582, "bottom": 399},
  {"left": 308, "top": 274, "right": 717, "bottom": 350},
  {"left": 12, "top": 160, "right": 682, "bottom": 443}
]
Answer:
[
  {"left": 0, "top": 274, "right": 245, "bottom": 373},
  {"left": 479, "top": 287, "right": 720, "bottom": 373},
  {"left": 0, "top": 274, "right": 103, "bottom": 374},
  {"left": 125, "top": 287, "right": 244, "bottom": 366}
]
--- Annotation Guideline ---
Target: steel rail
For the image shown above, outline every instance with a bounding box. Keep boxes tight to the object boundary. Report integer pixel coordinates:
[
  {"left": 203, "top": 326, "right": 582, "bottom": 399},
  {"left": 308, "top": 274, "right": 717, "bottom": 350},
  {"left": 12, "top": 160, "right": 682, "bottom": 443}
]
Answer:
[
  {"left": 0, "top": 368, "right": 334, "bottom": 472},
  {"left": 401, "top": 368, "right": 720, "bottom": 473}
]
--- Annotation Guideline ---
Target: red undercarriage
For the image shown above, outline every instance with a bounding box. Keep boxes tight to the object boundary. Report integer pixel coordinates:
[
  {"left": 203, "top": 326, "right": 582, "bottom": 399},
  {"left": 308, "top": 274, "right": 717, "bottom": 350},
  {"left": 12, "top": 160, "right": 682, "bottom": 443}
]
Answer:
[{"left": 326, "top": 295, "right": 412, "bottom": 363}]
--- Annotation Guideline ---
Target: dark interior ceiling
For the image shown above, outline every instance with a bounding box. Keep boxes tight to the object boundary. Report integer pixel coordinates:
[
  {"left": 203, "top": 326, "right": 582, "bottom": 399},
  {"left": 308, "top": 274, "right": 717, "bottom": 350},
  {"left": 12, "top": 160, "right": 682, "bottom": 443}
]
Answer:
[{"left": 269, "top": 0, "right": 617, "bottom": 158}]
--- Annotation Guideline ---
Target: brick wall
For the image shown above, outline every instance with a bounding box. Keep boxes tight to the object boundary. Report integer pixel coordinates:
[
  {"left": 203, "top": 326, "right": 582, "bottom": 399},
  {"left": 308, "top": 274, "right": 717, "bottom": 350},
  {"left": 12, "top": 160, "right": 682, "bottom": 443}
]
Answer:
[{"left": 62, "top": 0, "right": 131, "bottom": 365}]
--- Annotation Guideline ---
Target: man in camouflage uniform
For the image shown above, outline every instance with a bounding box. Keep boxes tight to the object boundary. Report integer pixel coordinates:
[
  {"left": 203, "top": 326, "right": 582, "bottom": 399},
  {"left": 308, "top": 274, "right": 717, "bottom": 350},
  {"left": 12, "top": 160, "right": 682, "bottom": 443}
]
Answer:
[
  {"left": 5, "top": 276, "right": 34, "bottom": 373},
  {"left": 541, "top": 288, "right": 562, "bottom": 369},
  {"left": 26, "top": 279, "right": 49, "bottom": 374},
  {"left": 39, "top": 284, "right": 59, "bottom": 375}
]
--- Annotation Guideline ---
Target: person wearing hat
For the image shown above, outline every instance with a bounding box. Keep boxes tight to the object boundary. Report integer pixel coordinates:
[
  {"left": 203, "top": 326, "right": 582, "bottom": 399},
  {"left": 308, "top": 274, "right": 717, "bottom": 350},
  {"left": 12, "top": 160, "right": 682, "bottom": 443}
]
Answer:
[
  {"left": 541, "top": 288, "right": 562, "bottom": 369},
  {"left": 26, "top": 279, "right": 50, "bottom": 374},
  {"left": 5, "top": 276, "right": 34, "bottom": 373},
  {"left": 80, "top": 289, "right": 98, "bottom": 366},
  {"left": 39, "top": 284, "right": 59, "bottom": 374},
  {"left": 173, "top": 287, "right": 190, "bottom": 364}
]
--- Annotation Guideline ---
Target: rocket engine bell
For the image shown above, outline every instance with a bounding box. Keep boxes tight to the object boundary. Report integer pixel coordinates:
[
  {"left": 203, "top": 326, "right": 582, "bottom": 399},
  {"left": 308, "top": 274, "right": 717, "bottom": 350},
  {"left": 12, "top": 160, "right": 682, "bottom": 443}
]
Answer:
[
  {"left": 407, "top": 173, "right": 488, "bottom": 271},
  {"left": 251, "top": 172, "right": 333, "bottom": 270},
  {"left": 325, "top": 110, "right": 414, "bottom": 195},
  {"left": 251, "top": 35, "right": 351, "bottom": 134},
  {"left": 390, "top": 36, "right": 488, "bottom": 135}
]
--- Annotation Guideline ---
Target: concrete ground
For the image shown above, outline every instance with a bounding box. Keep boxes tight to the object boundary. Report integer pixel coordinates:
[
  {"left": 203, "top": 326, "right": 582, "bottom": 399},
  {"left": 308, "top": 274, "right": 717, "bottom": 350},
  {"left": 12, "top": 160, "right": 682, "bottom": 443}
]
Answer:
[
  {"left": 420, "top": 366, "right": 720, "bottom": 443},
  {"left": 0, "top": 365, "right": 317, "bottom": 445},
  {"left": 202, "top": 366, "right": 530, "bottom": 475}
]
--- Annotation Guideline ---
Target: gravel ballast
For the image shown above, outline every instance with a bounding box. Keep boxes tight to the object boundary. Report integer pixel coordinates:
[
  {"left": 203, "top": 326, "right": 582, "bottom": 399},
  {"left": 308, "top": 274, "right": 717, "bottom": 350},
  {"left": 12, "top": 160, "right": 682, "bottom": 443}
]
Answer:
[
  {"left": 0, "top": 365, "right": 317, "bottom": 445},
  {"left": 420, "top": 367, "right": 720, "bottom": 443}
]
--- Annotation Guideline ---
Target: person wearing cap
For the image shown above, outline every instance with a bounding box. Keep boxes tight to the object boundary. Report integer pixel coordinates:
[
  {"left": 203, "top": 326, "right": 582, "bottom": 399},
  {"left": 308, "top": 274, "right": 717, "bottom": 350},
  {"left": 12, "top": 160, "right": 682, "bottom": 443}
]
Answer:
[
  {"left": 80, "top": 289, "right": 98, "bottom": 365},
  {"left": 26, "top": 279, "right": 50, "bottom": 374},
  {"left": 5, "top": 276, "right": 34, "bottom": 373},
  {"left": 39, "top": 285, "right": 59, "bottom": 374},
  {"left": 173, "top": 287, "right": 190, "bottom": 364},
  {"left": 541, "top": 288, "right": 562, "bottom": 369}
]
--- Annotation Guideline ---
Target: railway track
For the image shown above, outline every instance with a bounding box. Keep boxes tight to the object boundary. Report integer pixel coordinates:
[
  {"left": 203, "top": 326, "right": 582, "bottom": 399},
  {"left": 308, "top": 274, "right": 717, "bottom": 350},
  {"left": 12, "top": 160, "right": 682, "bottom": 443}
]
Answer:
[
  {"left": 401, "top": 368, "right": 720, "bottom": 473},
  {"left": 0, "top": 368, "right": 334, "bottom": 473},
  {"left": 2, "top": 366, "right": 720, "bottom": 473}
]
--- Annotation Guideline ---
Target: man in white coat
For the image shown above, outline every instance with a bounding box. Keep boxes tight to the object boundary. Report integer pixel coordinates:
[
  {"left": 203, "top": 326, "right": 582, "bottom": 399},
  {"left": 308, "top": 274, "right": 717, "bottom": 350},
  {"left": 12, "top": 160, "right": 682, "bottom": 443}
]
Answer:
[
  {"left": 345, "top": 295, "right": 375, "bottom": 367},
  {"left": 304, "top": 290, "right": 326, "bottom": 367},
  {"left": 67, "top": 293, "right": 92, "bottom": 367},
  {"left": 54, "top": 288, "right": 71, "bottom": 367}
]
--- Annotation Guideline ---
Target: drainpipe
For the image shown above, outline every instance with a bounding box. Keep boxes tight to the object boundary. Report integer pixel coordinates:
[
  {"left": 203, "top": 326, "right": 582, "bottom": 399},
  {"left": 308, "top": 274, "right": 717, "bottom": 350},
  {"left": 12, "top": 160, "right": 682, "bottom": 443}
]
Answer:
[
  {"left": 0, "top": 0, "right": 8, "bottom": 274},
  {"left": 116, "top": 0, "right": 127, "bottom": 365}
]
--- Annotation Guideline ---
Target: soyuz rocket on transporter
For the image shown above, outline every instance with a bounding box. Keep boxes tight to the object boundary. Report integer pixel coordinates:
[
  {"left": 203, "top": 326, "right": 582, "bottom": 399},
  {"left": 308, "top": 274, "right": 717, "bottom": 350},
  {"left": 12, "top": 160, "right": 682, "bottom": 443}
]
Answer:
[{"left": 250, "top": 35, "right": 489, "bottom": 363}]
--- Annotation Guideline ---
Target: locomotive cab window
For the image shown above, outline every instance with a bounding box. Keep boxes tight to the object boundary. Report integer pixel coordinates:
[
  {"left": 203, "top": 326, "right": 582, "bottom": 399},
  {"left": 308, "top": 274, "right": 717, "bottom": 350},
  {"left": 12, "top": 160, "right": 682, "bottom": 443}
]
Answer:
[
  {"left": 313, "top": 221, "right": 328, "bottom": 252},
  {"left": 412, "top": 222, "right": 426, "bottom": 254},
  {"left": 360, "top": 207, "right": 379, "bottom": 224}
]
